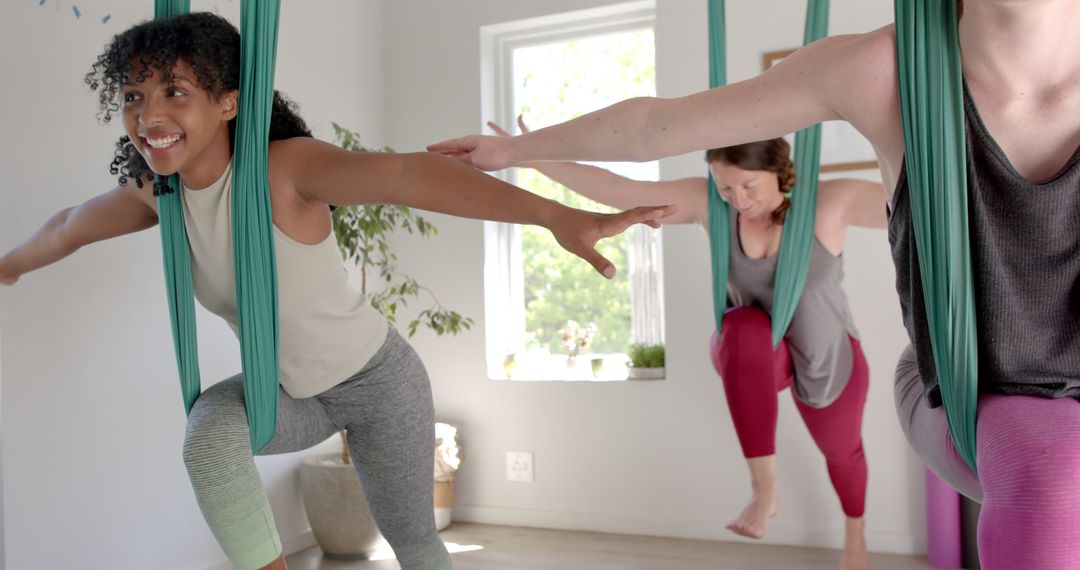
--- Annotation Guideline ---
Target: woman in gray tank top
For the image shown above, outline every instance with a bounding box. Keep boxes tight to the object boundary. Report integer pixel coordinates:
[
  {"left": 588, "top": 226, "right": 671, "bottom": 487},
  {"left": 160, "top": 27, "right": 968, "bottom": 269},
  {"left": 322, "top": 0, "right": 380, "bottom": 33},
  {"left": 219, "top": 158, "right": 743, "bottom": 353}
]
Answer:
[{"left": 488, "top": 117, "right": 886, "bottom": 569}]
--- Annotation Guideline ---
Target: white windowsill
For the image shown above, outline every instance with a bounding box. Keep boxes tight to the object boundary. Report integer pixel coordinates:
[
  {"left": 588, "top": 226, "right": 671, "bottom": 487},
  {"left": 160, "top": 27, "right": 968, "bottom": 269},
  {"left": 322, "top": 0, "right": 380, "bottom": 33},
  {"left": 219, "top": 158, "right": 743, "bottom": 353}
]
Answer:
[{"left": 489, "top": 352, "right": 665, "bottom": 382}]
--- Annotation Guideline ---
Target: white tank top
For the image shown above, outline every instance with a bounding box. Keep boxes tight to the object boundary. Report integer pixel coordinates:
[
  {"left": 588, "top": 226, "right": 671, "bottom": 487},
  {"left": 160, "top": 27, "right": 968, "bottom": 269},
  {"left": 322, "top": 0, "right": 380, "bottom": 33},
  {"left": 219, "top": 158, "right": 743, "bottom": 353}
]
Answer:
[{"left": 180, "top": 162, "right": 388, "bottom": 398}]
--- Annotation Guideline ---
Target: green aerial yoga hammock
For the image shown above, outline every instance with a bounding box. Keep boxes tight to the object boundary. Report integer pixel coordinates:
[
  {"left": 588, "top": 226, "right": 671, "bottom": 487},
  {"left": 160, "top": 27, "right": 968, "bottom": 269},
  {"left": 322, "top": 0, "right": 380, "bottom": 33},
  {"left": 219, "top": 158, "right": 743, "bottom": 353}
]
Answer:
[
  {"left": 154, "top": 0, "right": 281, "bottom": 452},
  {"left": 895, "top": 0, "right": 979, "bottom": 473},
  {"left": 707, "top": 0, "right": 829, "bottom": 347}
]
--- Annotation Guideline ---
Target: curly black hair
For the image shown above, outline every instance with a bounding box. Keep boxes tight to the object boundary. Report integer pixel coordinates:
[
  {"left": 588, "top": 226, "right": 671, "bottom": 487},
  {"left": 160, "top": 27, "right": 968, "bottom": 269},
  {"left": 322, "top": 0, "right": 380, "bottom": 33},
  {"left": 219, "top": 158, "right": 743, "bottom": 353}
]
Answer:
[{"left": 85, "top": 12, "right": 312, "bottom": 195}]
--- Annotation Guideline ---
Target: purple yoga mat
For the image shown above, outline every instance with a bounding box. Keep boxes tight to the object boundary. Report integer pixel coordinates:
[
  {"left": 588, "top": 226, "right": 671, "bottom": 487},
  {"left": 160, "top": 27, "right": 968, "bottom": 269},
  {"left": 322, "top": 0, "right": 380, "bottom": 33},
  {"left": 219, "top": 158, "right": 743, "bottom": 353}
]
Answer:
[{"left": 926, "top": 468, "right": 963, "bottom": 568}]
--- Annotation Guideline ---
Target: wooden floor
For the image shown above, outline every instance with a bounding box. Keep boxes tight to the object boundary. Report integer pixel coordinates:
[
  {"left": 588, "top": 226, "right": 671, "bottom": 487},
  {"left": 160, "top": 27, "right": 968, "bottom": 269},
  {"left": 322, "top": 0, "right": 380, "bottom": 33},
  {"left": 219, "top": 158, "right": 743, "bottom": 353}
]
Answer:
[{"left": 286, "top": 523, "right": 935, "bottom": 570}]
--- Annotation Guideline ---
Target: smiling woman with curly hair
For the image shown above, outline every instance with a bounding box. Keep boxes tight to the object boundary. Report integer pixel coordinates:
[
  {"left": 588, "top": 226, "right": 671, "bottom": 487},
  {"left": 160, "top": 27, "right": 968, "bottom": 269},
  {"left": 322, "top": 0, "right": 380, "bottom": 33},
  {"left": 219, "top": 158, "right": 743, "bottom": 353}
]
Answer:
[{"left": 0, "top": 11, "right": 673, "bottom": 570}]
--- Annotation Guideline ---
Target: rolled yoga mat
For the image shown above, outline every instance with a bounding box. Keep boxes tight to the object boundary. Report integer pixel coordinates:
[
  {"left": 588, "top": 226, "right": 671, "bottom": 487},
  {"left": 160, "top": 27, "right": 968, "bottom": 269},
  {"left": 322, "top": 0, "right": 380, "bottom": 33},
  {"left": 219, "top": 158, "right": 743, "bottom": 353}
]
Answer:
[{"left": 926, "top": 468, "right": 963, "bottom": 568}]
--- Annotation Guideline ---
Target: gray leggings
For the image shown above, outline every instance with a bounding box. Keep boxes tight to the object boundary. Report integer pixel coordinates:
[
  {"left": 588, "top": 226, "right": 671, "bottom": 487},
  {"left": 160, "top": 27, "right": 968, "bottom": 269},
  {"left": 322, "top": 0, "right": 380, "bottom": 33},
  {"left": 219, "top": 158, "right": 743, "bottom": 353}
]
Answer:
[
  {"left": 183, "top": 328, "right": 452, "bottom": 570},
  {"left": 893, "top": 344, "right": 983, "bottom": 500}
]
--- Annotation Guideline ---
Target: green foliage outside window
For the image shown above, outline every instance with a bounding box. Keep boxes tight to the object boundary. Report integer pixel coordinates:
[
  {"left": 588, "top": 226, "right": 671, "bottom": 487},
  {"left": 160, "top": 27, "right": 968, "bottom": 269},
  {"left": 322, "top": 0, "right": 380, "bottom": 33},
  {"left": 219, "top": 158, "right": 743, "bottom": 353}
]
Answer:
[{"left": 513, "top": 28, "right": 656, "bottom": 355}]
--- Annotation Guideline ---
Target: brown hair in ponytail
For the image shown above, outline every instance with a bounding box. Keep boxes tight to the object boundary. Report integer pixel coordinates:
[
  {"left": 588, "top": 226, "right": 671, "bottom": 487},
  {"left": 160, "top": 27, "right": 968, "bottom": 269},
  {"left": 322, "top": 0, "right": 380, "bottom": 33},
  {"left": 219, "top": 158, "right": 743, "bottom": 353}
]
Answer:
[{"left": 705, "top": 138, "right": 795, "bottom": 225}]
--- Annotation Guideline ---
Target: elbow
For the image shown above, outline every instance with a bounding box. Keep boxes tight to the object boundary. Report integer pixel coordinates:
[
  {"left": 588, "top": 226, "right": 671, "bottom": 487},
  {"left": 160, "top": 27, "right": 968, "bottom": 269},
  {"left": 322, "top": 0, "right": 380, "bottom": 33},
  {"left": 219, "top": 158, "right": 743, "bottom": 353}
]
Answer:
[{"left": 52, "top": 208, "right": 82, "bottom": 254}]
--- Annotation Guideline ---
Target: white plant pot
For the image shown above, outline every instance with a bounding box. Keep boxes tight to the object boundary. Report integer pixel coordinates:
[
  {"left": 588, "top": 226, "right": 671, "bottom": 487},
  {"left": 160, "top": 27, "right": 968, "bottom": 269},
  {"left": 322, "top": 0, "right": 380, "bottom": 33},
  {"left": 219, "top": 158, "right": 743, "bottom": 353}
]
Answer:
[
  {"left": 434, "top": 480, "right": 455, "bottom": 531},
  {"left": 628, "top": 366, "right": 665, "bottom": 380},
  {"left": 434, "top": 508, "right": 453, "bottom": 531},
  {"left": 300, "top": 454, "right": 382, "bottom": 560},
  {"left": 300, "top": 454, "right": 458, "bottom": 558}
]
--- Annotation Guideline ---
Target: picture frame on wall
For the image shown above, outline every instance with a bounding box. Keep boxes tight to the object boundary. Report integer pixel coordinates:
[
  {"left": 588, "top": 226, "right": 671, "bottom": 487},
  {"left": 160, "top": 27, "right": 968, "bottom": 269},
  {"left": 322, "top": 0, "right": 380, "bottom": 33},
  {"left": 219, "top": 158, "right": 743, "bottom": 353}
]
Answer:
[{"left": 762, "top": 49, "right": 879, "bottom": 173}]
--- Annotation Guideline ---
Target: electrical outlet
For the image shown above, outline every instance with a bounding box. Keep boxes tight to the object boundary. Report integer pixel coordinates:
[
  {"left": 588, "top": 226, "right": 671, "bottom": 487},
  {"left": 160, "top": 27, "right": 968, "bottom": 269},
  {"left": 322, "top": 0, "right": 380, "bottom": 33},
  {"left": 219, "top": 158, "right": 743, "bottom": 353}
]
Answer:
[{"left": 506, "top": 451, "right": 534, "bottom": 483}]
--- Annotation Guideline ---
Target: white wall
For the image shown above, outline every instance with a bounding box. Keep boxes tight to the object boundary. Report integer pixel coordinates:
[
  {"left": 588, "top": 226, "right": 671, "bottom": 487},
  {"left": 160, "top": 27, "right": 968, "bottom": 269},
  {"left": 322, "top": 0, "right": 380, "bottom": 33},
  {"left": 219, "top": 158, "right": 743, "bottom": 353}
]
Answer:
[
  {"left": 384, "top": 0, "right": 926, "bottom": 555},
  {"left": 0, "top": 1, "right": 383, "bottom": 568}
]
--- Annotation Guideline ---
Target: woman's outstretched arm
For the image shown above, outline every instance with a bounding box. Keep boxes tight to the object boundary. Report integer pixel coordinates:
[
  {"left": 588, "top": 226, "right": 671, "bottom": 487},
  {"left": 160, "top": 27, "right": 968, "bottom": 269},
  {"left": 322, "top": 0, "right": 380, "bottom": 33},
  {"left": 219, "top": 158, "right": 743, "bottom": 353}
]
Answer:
[
  {"left": 427, "top": 33, "right": 874, "bottom": 170},
  {"left": 488, "top": 118, "right": 707, "bottom": 226},
  {"left": 272, "top": 137, "right": 676, "bottom": 279},
  {"left": 0, "top": 183, "right": 158, "bottom": 286}
]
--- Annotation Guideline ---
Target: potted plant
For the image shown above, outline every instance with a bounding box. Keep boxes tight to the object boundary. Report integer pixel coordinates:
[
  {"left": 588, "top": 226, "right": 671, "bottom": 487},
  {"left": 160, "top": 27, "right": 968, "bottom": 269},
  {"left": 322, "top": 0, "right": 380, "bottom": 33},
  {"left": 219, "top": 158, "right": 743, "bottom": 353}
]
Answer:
[
  {"left": 433, "top": 422, "right": 463, "bottom": 531},
  {"left": 300, "top": 123, "right": 472, "bottom": 559},
  {"left": 559, "top": 319, "right": 598, "bottom": 369},
  {"left": 627, "top": 342, "right": 665, "bottom": 380}
]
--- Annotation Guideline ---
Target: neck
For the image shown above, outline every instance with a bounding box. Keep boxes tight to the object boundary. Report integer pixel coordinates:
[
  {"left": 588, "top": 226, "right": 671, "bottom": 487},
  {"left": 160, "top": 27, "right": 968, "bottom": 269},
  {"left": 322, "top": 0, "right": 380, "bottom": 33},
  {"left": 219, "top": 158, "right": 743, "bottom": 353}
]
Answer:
[
  {"left": 178, "top": 128, "right": 233, "bottom": 189},
  {"left": 960, "top": 0, "right": 1080, "bottom": 89}
]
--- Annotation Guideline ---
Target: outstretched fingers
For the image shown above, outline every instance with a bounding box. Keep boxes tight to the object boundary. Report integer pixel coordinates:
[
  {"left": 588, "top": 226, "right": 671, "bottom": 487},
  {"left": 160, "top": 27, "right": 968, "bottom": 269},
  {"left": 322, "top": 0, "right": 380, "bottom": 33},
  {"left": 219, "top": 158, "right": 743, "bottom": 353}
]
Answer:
[
  {"left": 603, "top": 204, "right": 677, "bottom": 237},
  {"left": 579, "top": 246, "right": 617, "bottom": 280},
  {"left": 426, "top": 136, "right": 479, "bottom": 163},
  {"left": 575, "top": 205, "right": 676, "bottom": 279},
  {"left": 486, "top": 121, "right": 511, "bottom": 137}
]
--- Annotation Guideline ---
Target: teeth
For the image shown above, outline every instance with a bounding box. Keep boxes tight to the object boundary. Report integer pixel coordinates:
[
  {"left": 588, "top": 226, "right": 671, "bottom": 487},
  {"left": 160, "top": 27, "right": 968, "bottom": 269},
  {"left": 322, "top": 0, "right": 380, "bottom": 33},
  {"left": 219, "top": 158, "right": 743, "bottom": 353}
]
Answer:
[{"left": 146, "top": 134, "right": 181, "bottom": 149}]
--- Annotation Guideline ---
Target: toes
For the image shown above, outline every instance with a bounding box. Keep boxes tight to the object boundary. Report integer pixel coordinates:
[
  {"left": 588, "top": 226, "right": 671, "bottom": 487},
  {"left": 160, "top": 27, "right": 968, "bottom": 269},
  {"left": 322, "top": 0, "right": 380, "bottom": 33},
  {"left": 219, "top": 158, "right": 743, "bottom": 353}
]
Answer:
[{"left": 726, "top": 522, "right": 764, "bottom": 540}]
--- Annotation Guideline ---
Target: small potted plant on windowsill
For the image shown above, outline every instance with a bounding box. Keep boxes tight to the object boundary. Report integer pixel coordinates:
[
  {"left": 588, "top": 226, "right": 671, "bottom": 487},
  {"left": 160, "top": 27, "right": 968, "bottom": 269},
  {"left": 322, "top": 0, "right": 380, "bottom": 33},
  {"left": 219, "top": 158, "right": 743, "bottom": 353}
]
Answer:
[
  {"left": 627, "top": 342, "right": 665, "bottom": 380},
  {"left": 559, "top": 319, "right": 598, "bottom": 370}
]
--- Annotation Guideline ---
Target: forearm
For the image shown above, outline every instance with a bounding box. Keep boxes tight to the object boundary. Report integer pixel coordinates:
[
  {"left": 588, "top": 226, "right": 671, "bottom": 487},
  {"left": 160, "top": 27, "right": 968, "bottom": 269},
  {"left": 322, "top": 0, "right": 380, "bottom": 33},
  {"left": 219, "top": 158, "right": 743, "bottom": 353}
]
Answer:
[
  {"left": 510, "top": 97, "right": 662, "bottom": 164},
  {"left": 397, "top": 153, "right": 568, "bottom": 228},
  {"left": 527, "top": 161, "right": 638, "bottom": 210},
  {"left": 510, "top": 85, "right": 814, "bottom": 164},
  {"left": 0, "top": 209, "right": 79, "bottom": 278},
  {"left": 504, "top": 40, "right": 854, "bottom": 166}
]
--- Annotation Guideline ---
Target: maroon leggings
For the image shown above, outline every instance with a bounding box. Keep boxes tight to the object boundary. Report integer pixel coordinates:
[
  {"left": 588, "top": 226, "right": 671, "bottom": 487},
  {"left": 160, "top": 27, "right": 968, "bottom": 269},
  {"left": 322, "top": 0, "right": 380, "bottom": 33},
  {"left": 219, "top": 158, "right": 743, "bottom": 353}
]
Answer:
[{"left": 709, "top": 306, "right": 869, "bottom": 518}]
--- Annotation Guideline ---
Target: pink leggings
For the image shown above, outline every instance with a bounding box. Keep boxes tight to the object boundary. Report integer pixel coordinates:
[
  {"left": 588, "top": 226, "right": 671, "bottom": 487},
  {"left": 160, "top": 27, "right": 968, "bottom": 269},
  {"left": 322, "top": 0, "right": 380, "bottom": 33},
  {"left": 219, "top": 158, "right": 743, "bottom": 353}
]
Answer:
[
  {"left": 895, "top": 345, "right": 1080, "bottom": 569},
  {"left": 710, "top": 306, "right": 869, "bottom": 518}
]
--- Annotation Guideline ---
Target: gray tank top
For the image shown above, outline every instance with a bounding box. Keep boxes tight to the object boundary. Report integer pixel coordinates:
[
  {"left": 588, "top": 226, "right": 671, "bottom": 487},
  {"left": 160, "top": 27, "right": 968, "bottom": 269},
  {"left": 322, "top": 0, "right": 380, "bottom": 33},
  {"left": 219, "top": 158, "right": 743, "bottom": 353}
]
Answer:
[
  {"left": 889, "top": 81, "right": 1080, "bottom": 408},
  {"left": 726, "top": 206, "right": 860, "bottom": 408}
]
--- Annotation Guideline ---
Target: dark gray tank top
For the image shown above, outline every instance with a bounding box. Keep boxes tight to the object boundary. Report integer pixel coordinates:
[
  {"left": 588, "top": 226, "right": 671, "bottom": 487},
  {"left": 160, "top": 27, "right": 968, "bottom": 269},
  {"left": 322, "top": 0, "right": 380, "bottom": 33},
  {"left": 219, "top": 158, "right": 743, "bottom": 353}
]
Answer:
[
  {"left": 888, "top": 82, "right": 1080, "bottom": 408},
  {"left": 726, "top": 206, "right": 860, "bottom": 408}
]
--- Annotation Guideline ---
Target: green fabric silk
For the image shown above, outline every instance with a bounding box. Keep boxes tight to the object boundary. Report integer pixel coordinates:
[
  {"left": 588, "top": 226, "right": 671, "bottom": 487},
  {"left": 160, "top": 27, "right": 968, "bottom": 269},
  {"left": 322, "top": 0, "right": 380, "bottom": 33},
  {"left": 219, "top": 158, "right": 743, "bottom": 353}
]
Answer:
[
  {"left": 771, "top": 0, "right": 828, "bottom": 345},
  {"left": 895, "top": 0, "right": 978, "bottom": 472},
  {"left": 706, "top": 0, "right": 730, "bottom": 337},
  {"left": 153, "top": 0, "right": 281, "bottom": 452},
  {"left": 707, "top": 0, "right": 828, "bottom": 347}
]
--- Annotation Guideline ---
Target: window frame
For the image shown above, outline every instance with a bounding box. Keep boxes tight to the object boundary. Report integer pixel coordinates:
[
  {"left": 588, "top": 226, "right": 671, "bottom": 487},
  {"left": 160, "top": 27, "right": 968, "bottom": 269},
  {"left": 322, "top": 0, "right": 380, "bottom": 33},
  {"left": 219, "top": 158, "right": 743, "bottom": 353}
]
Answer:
[{"left": 479, "top": 1, "right": 664, "bottom": 381}]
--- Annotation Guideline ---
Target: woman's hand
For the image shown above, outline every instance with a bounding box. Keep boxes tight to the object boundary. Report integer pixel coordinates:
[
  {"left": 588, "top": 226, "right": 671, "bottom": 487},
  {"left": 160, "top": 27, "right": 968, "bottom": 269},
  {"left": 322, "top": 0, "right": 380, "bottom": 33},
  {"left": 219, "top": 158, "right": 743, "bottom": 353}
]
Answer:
[
  {"left": 549, "top": 204, "right": 676, "bottom": 279},
  {"left": 441, "top": 116, "right": 678, "bottom": 277},
  {"left": 487, "top": 115, "right": 533, "bottom": 137},
  {"left": 486, "top": 116, "right": 543, "bottom": 169},
  {"left": 0, "top": 260, "right": 21, "bottom": 286},
  {"left": 427, "top": 132, "right": 518, "bottom": 171}
]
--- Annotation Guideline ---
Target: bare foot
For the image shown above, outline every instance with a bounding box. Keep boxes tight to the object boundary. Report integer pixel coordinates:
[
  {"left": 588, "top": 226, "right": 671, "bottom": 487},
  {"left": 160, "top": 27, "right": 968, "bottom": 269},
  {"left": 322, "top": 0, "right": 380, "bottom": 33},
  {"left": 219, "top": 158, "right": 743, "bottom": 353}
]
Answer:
[
  {"left": 724, "top": 492, "right": 778, "bottom": 539},
  {"left": 840, "top": 540, "right": 869, "bottom": 570},
  {"left": 840, "top": 517, "right": 868, "bottom": 570}
]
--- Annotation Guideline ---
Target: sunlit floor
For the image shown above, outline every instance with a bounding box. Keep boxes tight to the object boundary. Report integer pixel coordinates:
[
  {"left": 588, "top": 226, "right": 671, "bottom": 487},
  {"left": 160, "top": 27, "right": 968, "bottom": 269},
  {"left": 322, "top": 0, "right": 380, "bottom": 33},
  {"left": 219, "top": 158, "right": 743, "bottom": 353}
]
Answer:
[{"left": 285, "top": 522, "right": 935, "bottom": 570}]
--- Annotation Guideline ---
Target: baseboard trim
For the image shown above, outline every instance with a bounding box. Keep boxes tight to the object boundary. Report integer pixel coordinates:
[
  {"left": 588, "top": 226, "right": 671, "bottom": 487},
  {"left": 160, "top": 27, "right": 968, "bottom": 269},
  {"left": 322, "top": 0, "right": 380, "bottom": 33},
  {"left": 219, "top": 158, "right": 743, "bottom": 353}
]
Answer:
[
  {"left": 452, "top": 505, "right": 923, "bottom": 555},
  {"left": 282, "top": 529, "right": 318, "bottom": 556}
]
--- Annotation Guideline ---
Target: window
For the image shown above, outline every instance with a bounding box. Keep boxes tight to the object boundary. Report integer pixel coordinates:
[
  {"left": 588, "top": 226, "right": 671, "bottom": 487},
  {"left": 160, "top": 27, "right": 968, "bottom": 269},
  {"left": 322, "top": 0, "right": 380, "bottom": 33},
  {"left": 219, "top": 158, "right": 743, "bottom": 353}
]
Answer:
[{"left": 481, "top": 2, "right": 664, "bottom": 381}]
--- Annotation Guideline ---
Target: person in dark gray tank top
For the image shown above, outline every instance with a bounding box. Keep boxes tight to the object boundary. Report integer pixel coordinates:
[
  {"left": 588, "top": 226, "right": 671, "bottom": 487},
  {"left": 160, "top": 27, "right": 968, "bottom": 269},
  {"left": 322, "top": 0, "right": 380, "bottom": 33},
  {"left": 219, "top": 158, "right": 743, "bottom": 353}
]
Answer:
[
  {"left": 488, "top": 118, "right": 887, "bottom": 569},
  {"left": 891, "top": 81, "right": 1080, "bottom": 408}
]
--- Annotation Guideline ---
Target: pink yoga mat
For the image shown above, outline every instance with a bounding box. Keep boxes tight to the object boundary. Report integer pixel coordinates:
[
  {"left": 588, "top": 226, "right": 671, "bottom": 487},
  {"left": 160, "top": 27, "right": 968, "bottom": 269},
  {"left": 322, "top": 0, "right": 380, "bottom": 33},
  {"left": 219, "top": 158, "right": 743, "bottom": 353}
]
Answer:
[{"left": 926, "top": 468, "right": 963, "bottom": 568}]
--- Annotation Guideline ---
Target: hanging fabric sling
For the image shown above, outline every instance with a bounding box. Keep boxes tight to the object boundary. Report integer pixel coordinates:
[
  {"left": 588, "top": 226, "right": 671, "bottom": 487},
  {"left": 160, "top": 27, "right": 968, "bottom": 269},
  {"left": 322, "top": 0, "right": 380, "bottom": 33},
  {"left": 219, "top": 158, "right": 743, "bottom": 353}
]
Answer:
[
  {"left": 895, "top": 0, "right": 979, "bottom": 472},
  {"left": 707, "top": 0, "right": 829, "bottom": 346},
  {"left": 154, "top": 0, "right": 282, "bottom": 452}
]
